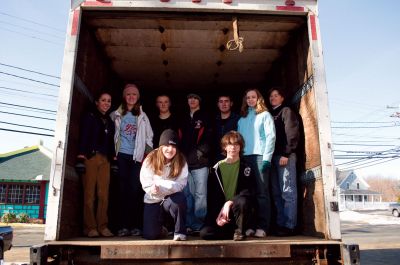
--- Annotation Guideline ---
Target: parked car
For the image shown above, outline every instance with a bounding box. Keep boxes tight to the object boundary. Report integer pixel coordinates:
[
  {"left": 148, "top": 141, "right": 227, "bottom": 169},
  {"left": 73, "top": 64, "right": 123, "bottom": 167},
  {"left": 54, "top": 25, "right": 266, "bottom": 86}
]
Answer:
[
  {"left": 0, "top": 225, "right": 13, "bottom": 261},
  {"left": 389, "top": 203, "right": 400, "bottom": 217}
]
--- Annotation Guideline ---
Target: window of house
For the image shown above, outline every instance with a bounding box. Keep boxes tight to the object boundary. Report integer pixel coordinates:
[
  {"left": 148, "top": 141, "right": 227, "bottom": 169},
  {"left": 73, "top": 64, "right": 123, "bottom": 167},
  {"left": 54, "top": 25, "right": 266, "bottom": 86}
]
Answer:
[
  {"left": 2, "top": 183, "right": 41, "bottom": 205},
  {"left": 346, "top": 182, "right": 350, "bottom": 189},
  {"left": 357, "top": 183, "right": 360, "bottom": 189},
  {"left": 7, "top": 184, "right": 23, "bottom": 204},
  {"left": 0, "top": 184, "right": 7, "bottom": 203},
  {"left": 24, "top": 185, "right": 41, "bottom": 204}
]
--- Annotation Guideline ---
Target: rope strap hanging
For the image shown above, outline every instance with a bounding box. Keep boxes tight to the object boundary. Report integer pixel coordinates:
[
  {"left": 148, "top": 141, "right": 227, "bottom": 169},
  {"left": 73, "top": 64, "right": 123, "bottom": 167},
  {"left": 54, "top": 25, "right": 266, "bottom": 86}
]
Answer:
[{"left": 226, "top": 17, "right": 244, "bottom": 52}]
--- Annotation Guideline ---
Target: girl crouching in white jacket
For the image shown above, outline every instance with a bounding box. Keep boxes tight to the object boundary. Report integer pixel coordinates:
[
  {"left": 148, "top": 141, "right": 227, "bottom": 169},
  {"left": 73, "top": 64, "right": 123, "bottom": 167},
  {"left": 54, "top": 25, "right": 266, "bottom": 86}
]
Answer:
[{"left": 140, "top": 129, "right": 188, "bottom": 240}]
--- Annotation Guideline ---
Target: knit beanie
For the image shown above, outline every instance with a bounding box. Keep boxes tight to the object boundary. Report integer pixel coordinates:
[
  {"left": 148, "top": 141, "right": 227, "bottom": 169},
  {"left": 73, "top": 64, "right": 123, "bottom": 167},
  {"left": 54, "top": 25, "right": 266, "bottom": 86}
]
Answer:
[{"left": 159, "top": 129, "right": 178, "bottom": 146}]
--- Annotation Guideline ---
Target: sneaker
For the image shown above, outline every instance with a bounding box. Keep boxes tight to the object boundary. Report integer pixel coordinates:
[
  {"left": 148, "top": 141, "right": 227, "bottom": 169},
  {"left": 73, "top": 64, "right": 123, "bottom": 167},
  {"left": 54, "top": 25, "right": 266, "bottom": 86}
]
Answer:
[
  {"left": 160, "top": 226, "right": 169, "bottom": 238},
  {"left": 186, "top": 227, "right": 193, "bottom": 235},
  {"left": 87, "top": 229, "right": 99, "bottom": 238},
  {"left": 173, "top": 233, "right": 187, "bottom": 241},
  {"left": 117, "top": 228, "right": 130, "bottom": 237},
  {"left": 130, "top": 228, "right": 142, "bottom": 236},
  {"left": 254, "top": 229, "right": 266, "bottom": 238},
  {"left": 245, "top": 229, "right": 255, "bottom": 237},
  {"left": 276, "top": 226, "right": 296, "bottom": 237},
  {"left": 233, "top": 229, "right": 245, "bottom": 241},
  {"left": 99, "top": 228, "right": 114, "bottom": 237}
]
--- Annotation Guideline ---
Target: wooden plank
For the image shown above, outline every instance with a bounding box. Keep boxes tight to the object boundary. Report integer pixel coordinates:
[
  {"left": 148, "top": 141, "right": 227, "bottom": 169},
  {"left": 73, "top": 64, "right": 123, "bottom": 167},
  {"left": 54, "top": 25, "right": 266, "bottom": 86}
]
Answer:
[{"left": 100, "top": 243, "right": 291, "bottom": 259}]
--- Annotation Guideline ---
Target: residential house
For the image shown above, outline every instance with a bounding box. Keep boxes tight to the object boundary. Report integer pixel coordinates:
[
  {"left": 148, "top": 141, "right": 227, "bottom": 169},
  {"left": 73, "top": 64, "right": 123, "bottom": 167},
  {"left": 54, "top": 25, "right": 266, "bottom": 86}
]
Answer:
[
  {"left": 336, "top": 170, "right": 382, "bottom": 210},
  {"left": 0, "top": 142, "right": 51, "bottom": 222}
]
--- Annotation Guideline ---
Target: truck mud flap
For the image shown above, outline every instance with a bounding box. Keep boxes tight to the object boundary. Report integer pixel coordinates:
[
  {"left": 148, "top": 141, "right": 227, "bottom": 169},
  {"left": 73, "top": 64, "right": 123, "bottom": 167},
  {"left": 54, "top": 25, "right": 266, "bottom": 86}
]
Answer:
[{"left": 342, "top": 244, "right": 360, "bottom": 265}]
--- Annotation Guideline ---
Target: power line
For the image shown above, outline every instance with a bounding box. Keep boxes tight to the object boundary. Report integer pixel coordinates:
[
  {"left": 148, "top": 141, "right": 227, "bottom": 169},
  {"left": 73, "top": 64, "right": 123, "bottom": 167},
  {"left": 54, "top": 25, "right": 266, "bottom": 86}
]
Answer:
[
  {"left": 0, "top": 71, "right": 59, "bottom": 87},
  {"left": 0, "top": 11, "right": 65, "bottom": 32},
  {"left": 340, "top": 157, "right": 400, "bottom": 171},
  {"left": 332, "top": 121, "right": 396, "bottom": 124},
  {"left": 0, "top": 121, "right": 54, "bottom": 132},
  {"left": 0, "top": 62, "right": 60, "bottom": 79},
  {"left": 333, "top": 133, "right": 400, "bottom": 140},
  {"left": 0, "top": 127, "right": 54, "bottom": 137},
  {"left": 0, "top": 90, "right": 57, "bottom": 103},
  {"left": 333, "top": 143, "right": 396, "bottom": 147},
  {"left": 0, "top": 102, "right": 56, "bottom": 113},
  {"left": 335, "top": 147, "right": 400, "bottom": 167},
  {"left": 0, "top": 86, "right": 57, "bottom": 98},
  {"left": 332, "top": 124, "right": 400, "bottom": 129},
  {"left": 333, "top": 150, "right": 397, "bottom": 154},
  {"left": 0, "top": 20, "right": 64, "bottom": 40},
  {"left": 0, "top": 26, "right": 63, "bottom": 46},
  {"left": 0, "top": 105, "right": 55, "bottom": 115},
  {"left": 0, "top": 111, "right": 56, "bottom": 121}
]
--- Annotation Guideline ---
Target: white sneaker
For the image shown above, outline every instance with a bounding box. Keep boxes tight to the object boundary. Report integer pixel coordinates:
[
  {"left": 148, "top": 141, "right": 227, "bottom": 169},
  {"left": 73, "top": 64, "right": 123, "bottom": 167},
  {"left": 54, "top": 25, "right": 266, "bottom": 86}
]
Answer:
[
  {"left": 245, "top": 229, "right": 255, "bottom": 237},
  {"left": 173, "top": 233, "right": 187, "bottom": 241},
  {"left": 254, "top": 229, "right": 266, "bottom": 238}
]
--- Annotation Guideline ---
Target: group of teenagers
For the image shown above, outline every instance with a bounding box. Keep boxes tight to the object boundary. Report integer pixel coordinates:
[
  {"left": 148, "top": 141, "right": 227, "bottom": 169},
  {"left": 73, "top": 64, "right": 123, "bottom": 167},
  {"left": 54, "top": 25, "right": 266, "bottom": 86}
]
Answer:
[{"left": 77, "top": 83, "right": 300, "bottom": 242}]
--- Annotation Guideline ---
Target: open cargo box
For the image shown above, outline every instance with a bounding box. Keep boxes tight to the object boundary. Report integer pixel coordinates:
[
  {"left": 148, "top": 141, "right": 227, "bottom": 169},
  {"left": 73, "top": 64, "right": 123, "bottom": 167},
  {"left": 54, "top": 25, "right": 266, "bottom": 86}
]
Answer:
[{"left": 33, "top": 1, "right": 359, "bottom": 264}]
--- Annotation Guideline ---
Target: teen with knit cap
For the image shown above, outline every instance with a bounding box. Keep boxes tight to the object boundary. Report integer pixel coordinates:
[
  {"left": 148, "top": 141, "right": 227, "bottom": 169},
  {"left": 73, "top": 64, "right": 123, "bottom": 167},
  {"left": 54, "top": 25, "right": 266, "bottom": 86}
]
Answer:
[
  {"left": 110, "top": 83, "right": 153, "bottom": 237},
  {"left": 140, "top": 129, "right": 188, "bottom": 241},
  {"left": 179, "top": 93, "right": 211, "bottom": 234}
]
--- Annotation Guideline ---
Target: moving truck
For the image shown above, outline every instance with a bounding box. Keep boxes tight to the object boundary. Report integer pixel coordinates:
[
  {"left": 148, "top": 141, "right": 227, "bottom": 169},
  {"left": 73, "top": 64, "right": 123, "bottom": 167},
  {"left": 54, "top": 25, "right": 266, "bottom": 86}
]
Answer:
[{"left": 31, "top": 0, "right": 360, "bottom": 264}]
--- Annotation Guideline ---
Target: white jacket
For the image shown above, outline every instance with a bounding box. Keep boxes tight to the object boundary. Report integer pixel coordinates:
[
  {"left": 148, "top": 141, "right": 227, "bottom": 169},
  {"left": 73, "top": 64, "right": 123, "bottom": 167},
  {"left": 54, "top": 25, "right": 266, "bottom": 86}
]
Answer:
[
  {"left": 111, "top": 105, "right": 153, "bottom": 162},
  {"left": 140, "top": 157, "right": 188, "bottom": 204}
]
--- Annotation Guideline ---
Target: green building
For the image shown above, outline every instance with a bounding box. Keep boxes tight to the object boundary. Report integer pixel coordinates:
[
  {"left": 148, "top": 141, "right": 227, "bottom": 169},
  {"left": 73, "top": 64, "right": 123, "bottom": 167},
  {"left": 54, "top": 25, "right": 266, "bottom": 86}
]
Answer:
[{"left": 0, "top": 143, "right": 51, "bottom": 222}]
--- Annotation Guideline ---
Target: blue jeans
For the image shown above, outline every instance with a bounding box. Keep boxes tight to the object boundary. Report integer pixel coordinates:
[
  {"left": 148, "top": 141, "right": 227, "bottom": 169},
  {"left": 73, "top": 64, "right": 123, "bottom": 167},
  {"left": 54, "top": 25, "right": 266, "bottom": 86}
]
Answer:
[
  {"left": 184, "top": 167, "right": 208, "bottom": 231},
  {"left": 271, "top": 154, "right": 297, "bottom": 229},
  {"left": 244, "top": 155, "right": 271, "bottom": 232}
]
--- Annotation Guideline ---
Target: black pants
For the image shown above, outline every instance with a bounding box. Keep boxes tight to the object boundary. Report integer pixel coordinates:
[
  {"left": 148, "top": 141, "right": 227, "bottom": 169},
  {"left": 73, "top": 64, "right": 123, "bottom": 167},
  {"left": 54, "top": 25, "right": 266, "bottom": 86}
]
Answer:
[
  {"left": 117, "top": 153, "right": 144, "bottom": 230},
  {"left": 200, "top": 193, "right": 254, "bottom": 240},
  {"left": 143, "top": 192, "right": 187, "bottom": 240}
]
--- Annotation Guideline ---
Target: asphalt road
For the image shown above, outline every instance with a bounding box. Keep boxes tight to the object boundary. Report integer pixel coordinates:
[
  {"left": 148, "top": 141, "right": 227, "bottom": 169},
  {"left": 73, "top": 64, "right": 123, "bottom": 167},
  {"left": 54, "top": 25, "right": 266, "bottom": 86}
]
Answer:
[
  {"left": 3, "top": 210, "right": 400, "bottom": 264},
  {"left": 341, "top": 210, "right": 400, "bottom": 265}
]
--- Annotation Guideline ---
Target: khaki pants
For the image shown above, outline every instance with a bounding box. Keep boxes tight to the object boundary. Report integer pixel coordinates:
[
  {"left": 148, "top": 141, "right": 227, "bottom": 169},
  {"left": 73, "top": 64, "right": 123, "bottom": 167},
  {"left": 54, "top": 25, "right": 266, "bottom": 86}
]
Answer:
[{"left": 83, "top": 153, "right": 110, "bottom": 233}]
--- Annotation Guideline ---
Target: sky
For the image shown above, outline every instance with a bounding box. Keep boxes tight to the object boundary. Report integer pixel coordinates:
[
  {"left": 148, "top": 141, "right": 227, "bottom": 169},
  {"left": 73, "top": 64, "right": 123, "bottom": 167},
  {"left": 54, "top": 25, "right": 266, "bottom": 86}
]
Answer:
[{"left": 0, "top": 1, "right": 399, "bottom": 179}]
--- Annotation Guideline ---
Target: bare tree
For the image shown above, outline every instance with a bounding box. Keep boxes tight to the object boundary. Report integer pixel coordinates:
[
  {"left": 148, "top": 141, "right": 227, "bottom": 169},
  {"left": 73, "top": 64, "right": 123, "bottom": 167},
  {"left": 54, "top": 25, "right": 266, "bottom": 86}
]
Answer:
[{"left": 365, "top": 176, "right": 400, "bottom": 202}]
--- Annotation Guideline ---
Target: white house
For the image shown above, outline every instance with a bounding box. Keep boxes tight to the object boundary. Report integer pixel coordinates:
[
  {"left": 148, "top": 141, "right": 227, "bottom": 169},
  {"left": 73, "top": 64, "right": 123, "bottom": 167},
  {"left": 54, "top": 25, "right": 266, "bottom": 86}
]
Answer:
[{"left": 336, "top": 170, "right": 383, "bottom": 210}]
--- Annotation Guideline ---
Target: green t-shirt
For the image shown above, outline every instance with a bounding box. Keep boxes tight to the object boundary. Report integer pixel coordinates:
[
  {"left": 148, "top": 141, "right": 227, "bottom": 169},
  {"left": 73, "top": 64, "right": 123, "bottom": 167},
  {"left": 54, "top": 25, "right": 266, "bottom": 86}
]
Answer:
[{"left": 219, "top": 160, "right": 240, "bottom": 201}]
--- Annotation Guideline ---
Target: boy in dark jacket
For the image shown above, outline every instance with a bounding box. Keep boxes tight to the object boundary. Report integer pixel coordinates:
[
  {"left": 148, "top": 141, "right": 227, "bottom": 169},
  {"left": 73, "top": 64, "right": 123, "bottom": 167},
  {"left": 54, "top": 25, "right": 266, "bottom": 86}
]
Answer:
[
  {"left": 200, "top": 131, "right": 256, "bottom": 241},
  {"left": 212, "top": 95, "right": 240, "bottom": 164},
  {"left": 179, "top": 93, "right": 211, "bottom": 233}
]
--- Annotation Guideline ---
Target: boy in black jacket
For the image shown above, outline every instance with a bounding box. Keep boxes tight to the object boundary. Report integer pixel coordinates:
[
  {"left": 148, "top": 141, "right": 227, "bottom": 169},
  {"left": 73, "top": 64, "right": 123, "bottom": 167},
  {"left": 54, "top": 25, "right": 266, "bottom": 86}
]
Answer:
[{"left": 200, "top": 131, "right": 256, "bottom": 241}]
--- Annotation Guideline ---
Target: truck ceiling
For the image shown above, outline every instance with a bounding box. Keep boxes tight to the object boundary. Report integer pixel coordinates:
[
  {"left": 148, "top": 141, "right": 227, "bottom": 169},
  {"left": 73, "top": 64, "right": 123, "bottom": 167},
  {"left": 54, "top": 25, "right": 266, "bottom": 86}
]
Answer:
[{"left": 82, "top": 11, "right": 305, "bottom": 92}]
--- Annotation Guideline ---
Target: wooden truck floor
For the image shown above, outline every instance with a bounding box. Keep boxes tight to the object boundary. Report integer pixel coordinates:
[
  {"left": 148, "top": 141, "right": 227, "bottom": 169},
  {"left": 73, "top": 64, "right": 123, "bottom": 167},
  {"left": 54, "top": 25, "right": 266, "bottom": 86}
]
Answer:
[{"left": 33, "top": 235, "right": 349, "bottom": 264}]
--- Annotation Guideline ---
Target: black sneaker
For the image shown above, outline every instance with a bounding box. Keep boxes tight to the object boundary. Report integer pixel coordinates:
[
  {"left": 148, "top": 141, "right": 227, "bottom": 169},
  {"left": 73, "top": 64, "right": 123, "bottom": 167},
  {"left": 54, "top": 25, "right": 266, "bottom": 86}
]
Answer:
[
  {"left": 276, "top": 226, "right": 296, "bottom": 237},
  {"left": 233, "top": 229, "right": 245, "bottom": 241}
]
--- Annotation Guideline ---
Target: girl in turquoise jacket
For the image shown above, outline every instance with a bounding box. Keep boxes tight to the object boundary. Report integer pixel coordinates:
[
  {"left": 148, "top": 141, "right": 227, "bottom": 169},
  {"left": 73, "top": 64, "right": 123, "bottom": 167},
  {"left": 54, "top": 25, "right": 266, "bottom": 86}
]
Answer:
[{"left": 237, "top": 88, "right": 276, "bottom": 238}]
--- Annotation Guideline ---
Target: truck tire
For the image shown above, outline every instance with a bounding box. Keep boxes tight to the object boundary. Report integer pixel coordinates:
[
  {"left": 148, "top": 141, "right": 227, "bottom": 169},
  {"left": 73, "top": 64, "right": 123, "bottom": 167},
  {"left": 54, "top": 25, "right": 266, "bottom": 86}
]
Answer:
[{"left": 393, "top": 209, "right": 400, "bottom": 217}]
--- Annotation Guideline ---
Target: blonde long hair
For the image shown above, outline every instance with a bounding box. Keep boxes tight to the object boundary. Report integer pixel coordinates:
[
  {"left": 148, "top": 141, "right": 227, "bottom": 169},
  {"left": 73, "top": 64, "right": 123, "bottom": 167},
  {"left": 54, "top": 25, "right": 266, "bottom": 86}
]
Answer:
[
  {"left": 240, "top": 88, "right": 268, "bottom": 117},
  {"left": 145, "top": 147, "right": 186, "bottom": 179}
]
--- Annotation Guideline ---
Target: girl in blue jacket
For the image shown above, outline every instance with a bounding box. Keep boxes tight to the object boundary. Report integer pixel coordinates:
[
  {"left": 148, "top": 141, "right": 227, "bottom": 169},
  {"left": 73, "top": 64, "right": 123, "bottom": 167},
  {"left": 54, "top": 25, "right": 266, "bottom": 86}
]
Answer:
[{"left": 237, "top": 88, "right": 276, "bottom": 238}]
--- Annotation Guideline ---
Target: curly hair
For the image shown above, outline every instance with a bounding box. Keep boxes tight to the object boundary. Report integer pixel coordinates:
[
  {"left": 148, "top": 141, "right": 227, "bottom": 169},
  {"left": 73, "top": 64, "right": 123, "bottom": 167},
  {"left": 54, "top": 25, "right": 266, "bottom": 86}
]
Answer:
[{"left": 240, "top": 88, "right": 268, "bottom": 117}]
